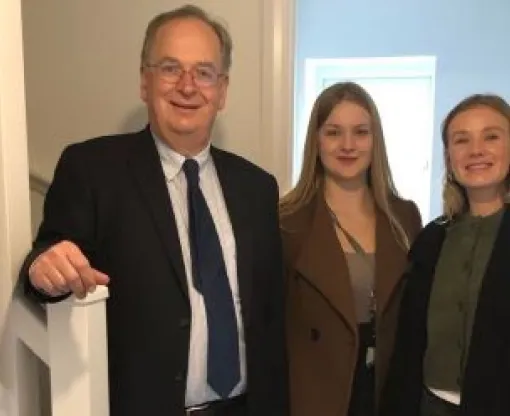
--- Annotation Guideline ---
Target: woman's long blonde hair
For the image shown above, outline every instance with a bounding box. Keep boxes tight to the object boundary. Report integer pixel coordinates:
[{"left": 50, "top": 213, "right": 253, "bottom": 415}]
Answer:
[
  {"left": 441, "top": 93, "right": 510, "bottom": 219},
  {"left": 279, "top": 81, "right": 411, "bottom": 249}
]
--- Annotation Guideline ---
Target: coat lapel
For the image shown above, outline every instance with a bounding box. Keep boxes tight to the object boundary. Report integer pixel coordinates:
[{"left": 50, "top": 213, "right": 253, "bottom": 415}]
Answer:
[
  {"left": 294, "top": 194, "right": 357, "bottom": 335},
  {"left": 292, "top": 196, "right": 411, "bottom": 332},
  {"left": 374, "top": 209, "right": 408, "bottom": 317},
  {"left": 127, "top": 128, "right": 188, "bottom": 297},
  {"left": 211, "top": 148, "right": 254, "bottom": 326}
]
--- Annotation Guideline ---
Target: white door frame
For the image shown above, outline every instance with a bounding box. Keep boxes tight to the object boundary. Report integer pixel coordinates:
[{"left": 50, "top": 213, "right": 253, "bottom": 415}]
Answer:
[
  {"left": 260, "top": 0, "right": 295, "bottom": 194},
  {"left": 0, "top": 0, "right": 33, "bottom": 414}
]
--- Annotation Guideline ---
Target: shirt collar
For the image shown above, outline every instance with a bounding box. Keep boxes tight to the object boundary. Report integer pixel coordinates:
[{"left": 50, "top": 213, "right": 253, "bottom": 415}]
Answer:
[{"left": 152, "top": 130, "right": 211, "bottom": 181}]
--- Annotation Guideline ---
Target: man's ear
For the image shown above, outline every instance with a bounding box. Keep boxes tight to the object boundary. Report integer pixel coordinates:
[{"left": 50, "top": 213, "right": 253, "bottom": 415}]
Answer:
[
  {"left": 140, "top": 69, "right": 149, "bottom": 103},
  {"left": 218, "top": 75, "right": 229, "bottom": 110}
]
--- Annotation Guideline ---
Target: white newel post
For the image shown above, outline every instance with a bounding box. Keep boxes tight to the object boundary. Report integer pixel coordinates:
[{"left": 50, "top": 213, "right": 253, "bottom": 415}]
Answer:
[{"left": 47, "top": 286, "right": 110, "bottom": 416}]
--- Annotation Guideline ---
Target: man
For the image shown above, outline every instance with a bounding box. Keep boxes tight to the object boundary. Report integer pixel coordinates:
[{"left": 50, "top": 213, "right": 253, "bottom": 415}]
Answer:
[{"left": 21, "top": 5, "right": 288, "bottom": 415}]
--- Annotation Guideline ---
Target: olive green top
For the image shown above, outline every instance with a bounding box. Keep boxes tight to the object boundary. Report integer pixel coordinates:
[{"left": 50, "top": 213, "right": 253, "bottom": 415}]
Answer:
[{"left": 423, "top": 208, "right": 504, "bottom": 392}]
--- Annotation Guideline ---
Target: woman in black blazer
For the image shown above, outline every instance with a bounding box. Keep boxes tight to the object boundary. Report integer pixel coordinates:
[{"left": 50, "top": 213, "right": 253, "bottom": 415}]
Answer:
[{"left": 381, "top": 93, "right": 510, "bottom": 416}]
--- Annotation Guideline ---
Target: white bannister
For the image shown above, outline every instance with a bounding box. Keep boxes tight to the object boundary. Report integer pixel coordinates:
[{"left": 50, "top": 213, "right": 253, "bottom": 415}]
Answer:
[
  {"left": 12, "top": 297, "right": 49, "bottom": 365},
  {"left": 5, "top": 155, "right": 111, "bottom": 416},
  {"left": 10, "top": 287, "right": 110, "bottom": 416},
  {"left": 47, "top": 287, "right": 110, "bottom": 416},
  {"left": 28, "top": 172, "right": 49, "bottom": 197}
]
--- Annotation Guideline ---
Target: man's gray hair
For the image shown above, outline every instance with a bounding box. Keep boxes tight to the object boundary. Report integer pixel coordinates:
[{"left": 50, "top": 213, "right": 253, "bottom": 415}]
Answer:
[{"left": 140, "top": 4, "right": 233, "bottom": 72}]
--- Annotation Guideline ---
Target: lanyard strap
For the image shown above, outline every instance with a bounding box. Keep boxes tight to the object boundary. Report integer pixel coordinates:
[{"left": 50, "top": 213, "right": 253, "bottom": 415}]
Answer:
[{"left": 326, "top": 205, "right": 376, "bottom": 313}]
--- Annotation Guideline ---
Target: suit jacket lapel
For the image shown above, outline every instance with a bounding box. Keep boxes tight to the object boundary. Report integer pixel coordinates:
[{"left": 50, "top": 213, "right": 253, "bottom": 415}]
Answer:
[
  {"left": 294, "top": 194, "right": 357, "bottom": 335},
  {"left": 212, "top": 148, "right": 254, "bottom": 326},
  {"left": 127, "top": 128, "right": 188, "bottom": 297}
]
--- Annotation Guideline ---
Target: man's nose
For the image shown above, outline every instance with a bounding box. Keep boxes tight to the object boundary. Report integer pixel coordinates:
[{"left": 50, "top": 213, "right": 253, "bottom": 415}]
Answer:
[{"left": 175, "top": 70, "right": 197, "bottom": 95}]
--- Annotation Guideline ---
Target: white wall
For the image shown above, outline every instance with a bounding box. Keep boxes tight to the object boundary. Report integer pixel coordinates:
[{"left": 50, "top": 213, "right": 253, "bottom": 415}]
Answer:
[
  {"left": 23, "top": 0, "right": 294, "bottom": 235},
  {"left": 22, "top": 0, "right": 293, "bottom": 185},
  {"left": 295, "top": 0, "right": 510, "bottom": 219}
]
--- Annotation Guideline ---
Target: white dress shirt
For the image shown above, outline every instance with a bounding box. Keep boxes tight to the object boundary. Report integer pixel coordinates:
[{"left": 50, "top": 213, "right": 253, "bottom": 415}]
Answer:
[{"left": 154, "top": 136, "right": 247, "bottom": 407}]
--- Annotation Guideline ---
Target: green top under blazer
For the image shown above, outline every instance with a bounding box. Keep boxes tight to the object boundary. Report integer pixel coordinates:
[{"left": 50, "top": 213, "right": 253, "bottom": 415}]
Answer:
[{"left": 424, "top": 208, "right": 504, "bottom": 392}]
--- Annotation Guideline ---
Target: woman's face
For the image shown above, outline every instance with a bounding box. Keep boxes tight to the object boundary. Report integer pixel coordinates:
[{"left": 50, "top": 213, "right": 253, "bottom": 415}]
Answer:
[
  {"left": 318, "top": 100, "right": 374, "bottom": 185},
  {"left": 446, "top": 105, "right": 510, "bottom": 197}
]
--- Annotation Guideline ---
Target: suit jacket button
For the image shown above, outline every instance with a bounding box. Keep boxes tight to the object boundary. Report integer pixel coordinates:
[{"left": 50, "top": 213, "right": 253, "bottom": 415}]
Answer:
[
  {"left": 179, "top": 318, "right": 190, "bottom": 328},
  {"left": 175, "top": 372, "right": 184, "bottom": 382},
  {"left": 310, "top": 328, "right": 320, "bottom": 341}
]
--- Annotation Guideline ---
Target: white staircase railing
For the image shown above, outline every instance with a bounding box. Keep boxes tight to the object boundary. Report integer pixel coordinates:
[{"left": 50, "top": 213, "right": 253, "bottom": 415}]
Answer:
[
  {"left": 6, "top": 285, "right": 110, "bottom": 416},
  {"left": 47, "top": 288, "right": 110, "bottom": 416},
  {"left": 16, "top": 288, "right": 110, "bottom": 416},
  {"left": 4, "top": 287, "right": 110, "bottom": 416},
  {"left": 1, "top": 172, "right": 110, "bottom": 416}
]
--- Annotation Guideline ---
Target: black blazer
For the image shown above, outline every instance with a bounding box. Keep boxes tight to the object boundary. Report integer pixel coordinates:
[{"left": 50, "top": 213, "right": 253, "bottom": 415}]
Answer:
[
  {"left": 381, "top": 206, "right": 510, "bottom": 416},
  {"left": 22, "top": 127, "right": 288, "bottom": 416}
]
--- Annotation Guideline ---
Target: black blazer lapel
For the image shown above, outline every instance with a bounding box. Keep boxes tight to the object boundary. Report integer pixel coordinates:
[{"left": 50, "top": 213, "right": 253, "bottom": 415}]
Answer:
[
  {"left": 212, "top": 147, "right": 254, "bottom": 326},
  {"left": 380, "top": 220, "right": 446, "bottom": 416},
  {"left": 462, "top": 206, "right": 510, "bottom": 413},
  {"left": 127, "top": 128, "right": 188, "bottom": 297}
]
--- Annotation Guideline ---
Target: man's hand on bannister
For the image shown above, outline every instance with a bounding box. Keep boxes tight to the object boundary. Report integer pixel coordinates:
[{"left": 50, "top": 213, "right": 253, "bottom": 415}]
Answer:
[{"left": 28, "top": 240, "right": 110, "bottom": 299}]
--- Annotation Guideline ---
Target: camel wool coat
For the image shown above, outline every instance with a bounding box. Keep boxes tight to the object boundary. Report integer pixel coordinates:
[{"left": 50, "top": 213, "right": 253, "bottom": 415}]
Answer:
[{"left": 281, "top": 192, "right": 421, "bottom": 416}]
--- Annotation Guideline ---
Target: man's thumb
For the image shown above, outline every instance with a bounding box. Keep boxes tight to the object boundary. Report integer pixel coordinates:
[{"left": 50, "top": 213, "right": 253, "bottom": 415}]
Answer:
[{"left": 94, "top": 270, "right": 110, "bottom": 285}]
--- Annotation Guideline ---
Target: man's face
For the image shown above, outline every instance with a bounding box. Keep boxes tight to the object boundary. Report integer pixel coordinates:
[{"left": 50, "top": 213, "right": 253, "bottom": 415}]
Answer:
[{"left": 140, "top": 17, "right": 228, "bottom": 148}]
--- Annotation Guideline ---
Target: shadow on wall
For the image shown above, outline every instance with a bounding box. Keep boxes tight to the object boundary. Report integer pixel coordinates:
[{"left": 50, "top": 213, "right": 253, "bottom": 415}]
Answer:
[
  {"left": 121, "top": 106, "right": 148, "bottom": 133},
  {"left": 120, "top": 106, "right": 227, "bottom": 149},
  {"left": 211, "top": 117, "right": 226, "bottom": 149}
]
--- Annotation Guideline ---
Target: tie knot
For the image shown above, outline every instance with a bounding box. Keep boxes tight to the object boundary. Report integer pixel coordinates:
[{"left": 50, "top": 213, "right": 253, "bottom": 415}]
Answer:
[{"left": 183, "top": 158, "right": 200, "bottom": 189}]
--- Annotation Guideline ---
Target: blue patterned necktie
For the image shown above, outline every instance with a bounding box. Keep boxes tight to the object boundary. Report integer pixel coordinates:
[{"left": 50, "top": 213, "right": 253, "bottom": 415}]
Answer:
[{"left": 182, "top": 158, "right": 240, "bottom": 398}]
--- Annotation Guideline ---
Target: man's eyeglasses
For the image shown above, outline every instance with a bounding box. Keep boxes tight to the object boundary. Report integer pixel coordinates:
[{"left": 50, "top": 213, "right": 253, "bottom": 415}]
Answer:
[{"left": 145, "top": 60, "right": 225, "bottom": 88}]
